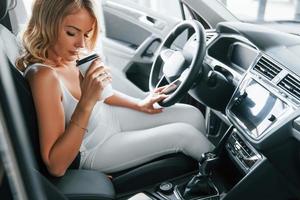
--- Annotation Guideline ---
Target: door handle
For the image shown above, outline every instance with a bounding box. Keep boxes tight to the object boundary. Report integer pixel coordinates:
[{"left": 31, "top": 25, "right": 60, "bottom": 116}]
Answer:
[{"left": 139, "top": 15, "right": 156, "bottom": 26}]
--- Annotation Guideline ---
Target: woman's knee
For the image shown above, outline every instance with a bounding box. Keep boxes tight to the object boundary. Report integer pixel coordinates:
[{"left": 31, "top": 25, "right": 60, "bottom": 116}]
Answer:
[
  {"left": 171, "top": 123, "right": 213, "bottom": 160},
  {"left": 180, "top": 104, "right": 206, "bottom": 133},
  {"left": 173, "top": 123, "right": 204, "bottom": 140}
]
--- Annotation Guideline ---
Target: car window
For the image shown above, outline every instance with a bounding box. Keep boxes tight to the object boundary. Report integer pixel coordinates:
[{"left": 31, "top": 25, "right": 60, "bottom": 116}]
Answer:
[
  {"left": 119, "top": 0, "right": 183, "bottom": 20},
  {"left": 219, "top": 0, "right": 300, "bottom": 22}
]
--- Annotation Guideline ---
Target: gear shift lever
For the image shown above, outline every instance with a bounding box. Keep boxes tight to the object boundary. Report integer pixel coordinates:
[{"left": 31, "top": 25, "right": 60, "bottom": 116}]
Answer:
[
  {"left": 198, "top": 125, "right": 234, "bottom": 176},
  {"left": 182, "top": 153, "right": 218, "bottom": 199},
  {"left": 199, "top": 152, "right": 218, "bottom": 176},
  {"left": 182, "top": 126, "right": 234, "bottom": 199},
  {"left": 182, "top": 173, "right": 212, "bottom": 199}
]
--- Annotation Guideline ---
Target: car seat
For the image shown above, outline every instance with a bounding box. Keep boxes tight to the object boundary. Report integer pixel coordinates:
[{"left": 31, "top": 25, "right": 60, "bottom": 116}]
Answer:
[
  {"left": 0, "top": 0, "right": 198, "bottom": 195},
  {"left": 0, "top": 1, "right": 115, "bottom": 199}
]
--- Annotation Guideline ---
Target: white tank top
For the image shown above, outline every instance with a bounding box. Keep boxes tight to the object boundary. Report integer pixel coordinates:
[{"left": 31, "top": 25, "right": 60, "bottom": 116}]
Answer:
[{"left": 24, "top": 64, "right": 121, "bottom": 153}]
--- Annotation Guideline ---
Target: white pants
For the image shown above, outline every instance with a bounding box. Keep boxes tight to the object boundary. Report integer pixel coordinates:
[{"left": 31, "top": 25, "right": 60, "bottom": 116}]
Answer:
[{"left": 80, "top": 103, "right": 214, "bottom": 173}]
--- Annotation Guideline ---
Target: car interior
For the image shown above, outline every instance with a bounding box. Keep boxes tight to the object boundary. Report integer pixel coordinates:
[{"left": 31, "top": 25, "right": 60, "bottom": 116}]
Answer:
[{"left": 1, "top": 0, "right": 300, "bottom": 199}]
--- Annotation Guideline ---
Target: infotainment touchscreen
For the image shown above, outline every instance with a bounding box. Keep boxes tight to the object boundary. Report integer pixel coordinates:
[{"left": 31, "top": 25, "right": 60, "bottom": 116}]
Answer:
[{"left": 230, "top": 80, "right": 288, "bottom": 138}]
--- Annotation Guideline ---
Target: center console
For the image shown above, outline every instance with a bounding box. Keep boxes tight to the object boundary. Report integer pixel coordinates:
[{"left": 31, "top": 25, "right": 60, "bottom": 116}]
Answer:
[
  {"left": 127, "top": 178, "right": 219, "bottom": 200},
  {"left": 224, "top": 70, "right": 298, "bottom": 173},
  {"left": 226, "top": 130, "right": 262, "bottom": 173},
  {"left": 123, "top": 61, "right": 299, "bottom": 200}
]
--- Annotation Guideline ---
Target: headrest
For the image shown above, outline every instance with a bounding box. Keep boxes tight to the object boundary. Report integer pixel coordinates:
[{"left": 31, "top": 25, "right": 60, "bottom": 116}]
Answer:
[{"left": 0, "top": 0, "right": 12, "bottom": 21}]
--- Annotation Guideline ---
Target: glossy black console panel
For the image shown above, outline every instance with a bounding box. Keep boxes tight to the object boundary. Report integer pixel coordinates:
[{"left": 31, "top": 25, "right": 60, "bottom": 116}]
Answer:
[
  {"left": 226, "top": 130, "right": 262, "bottom": 173},
  {"left": 226, "top": 73, "right": 295, "bottom": 140}
]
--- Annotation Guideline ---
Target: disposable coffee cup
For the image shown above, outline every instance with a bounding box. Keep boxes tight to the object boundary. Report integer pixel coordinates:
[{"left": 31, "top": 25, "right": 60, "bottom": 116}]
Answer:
[
  {"left": 76, "top": 53, "right": 99, "bottom": 77},
  {"left": 76, "top": 54, "right": 114, "bottom": 101}
]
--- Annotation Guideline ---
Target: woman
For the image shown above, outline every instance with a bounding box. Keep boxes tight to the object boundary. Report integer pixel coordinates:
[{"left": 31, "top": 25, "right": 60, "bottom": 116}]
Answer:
[{"left": 17, "top": 0, "right": 213, "bottom": 177}]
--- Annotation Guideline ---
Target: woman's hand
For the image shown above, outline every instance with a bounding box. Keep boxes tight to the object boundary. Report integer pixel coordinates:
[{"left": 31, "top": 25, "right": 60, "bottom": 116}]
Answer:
[
  {"left": 79, "top": 59, "right": 112, "bottom": 110},
  {"left": 137, "top": 86, "right": 169, "bottom": 114}
]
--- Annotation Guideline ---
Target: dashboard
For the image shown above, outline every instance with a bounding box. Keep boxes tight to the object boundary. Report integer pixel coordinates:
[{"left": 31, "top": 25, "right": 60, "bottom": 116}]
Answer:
[
  {"left": 194, "top": 22, "right": 300, "bottom": 189},
  {"left": 207, "top": 36, "right": 258, "bottom": 73},
  {"left": 203, "top": 22, "right": 300, "bottom": 142}
]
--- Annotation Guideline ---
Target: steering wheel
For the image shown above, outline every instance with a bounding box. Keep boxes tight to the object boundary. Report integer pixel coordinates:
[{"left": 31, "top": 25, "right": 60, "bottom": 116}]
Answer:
[{"left": 149, "top": 20, "right": 206, "bottom": 107}]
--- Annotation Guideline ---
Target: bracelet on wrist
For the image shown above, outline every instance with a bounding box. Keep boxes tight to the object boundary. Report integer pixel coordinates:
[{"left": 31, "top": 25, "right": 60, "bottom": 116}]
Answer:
[{"left": 70, "top": 119, "right": 88, "bottom": 133}]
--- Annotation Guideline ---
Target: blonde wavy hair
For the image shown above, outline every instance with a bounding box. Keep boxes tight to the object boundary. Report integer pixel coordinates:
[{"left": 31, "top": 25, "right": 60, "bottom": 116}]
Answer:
[{"left": 16, "top": 0, "right": 99, "bottom": 71}]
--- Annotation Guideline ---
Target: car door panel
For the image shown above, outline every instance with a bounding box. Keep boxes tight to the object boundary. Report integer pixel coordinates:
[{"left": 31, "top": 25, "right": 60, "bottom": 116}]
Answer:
[
  {"left": 100, "top": 0, "right": 181, "bottom": 92},
  {"left": 103, "top": 10, "right": 152, "bottom": 49}
]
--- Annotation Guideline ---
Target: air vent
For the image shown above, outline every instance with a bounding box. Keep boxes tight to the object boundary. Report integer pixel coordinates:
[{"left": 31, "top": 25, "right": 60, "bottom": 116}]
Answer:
[
  {"left": 206, "top": 31, "right": 217, "bottom": 42},
  {"left": 278, "top": 74, "right": 300, "bottom": 101},
  {"left": 253, "top": 56, "right": 282, "bottom": 80}
]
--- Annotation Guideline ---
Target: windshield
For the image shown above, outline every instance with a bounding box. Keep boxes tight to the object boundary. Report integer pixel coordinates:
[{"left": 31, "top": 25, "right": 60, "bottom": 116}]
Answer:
[{"left": 218, "top": 0, "right": 300, "bottom": 22}]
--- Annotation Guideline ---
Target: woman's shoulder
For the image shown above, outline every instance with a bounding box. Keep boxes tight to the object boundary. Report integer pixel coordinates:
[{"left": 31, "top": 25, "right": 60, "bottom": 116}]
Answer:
[
  {"left": 25, "top": 63, "right": 60, "bottom": 89},
  {"left": 25, "top": 63, "right": 58, "bottom": 81},
  {"left": 25, "top": 63, "right": 64, "bottom": 110}
]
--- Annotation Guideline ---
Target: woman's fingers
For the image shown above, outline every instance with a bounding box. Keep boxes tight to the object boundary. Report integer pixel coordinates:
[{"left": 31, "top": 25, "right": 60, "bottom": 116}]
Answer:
[
  {"left": 155, "top": 83, "right": 177, "bottom": 94},
  {"left": 138, "top": 92, "right": 168, "bottom": 114},
  {"left": 79, "top": 59, "right": 113, "bottom": 104},
  {"left": 85, "top": 58, "right": 102, "bottom": 77},
  {"left": 148, "top": 108, "right": 163, "bottom": 114},
  {"left": 85, "top": 58, "right": 111, "bottom": 78},
  {"left": 154, "top": 85, "right": 168, "bottom": 93},
  {"left": 95, "top": 73, "right": 111, "bottom": 88},
  {"left": 85, "top": 66, "right": 112, "bottom": 89},
  {"left": 142, "top": 105, "right": 163, "bottom": 114},
  {"left": 151, "top": 93, "right": 168, "bottom": 104},
  {"left": 89, "top": 67, "right": 110, "bottom": 79}
]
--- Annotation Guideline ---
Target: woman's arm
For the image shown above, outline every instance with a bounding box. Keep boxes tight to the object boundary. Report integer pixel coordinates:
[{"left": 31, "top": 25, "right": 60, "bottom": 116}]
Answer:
[
  {"left": 28, "top": 67, "right": 90, "bottom": 177},
  {"left": 28, "top": 60, "right": 109, "bottom": 177},
  {"left": 104, "top": 90, "right": 140, "bottom": 110},
  {"left": 104, "top": 87, "right": 168, "bottom": 114}
]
